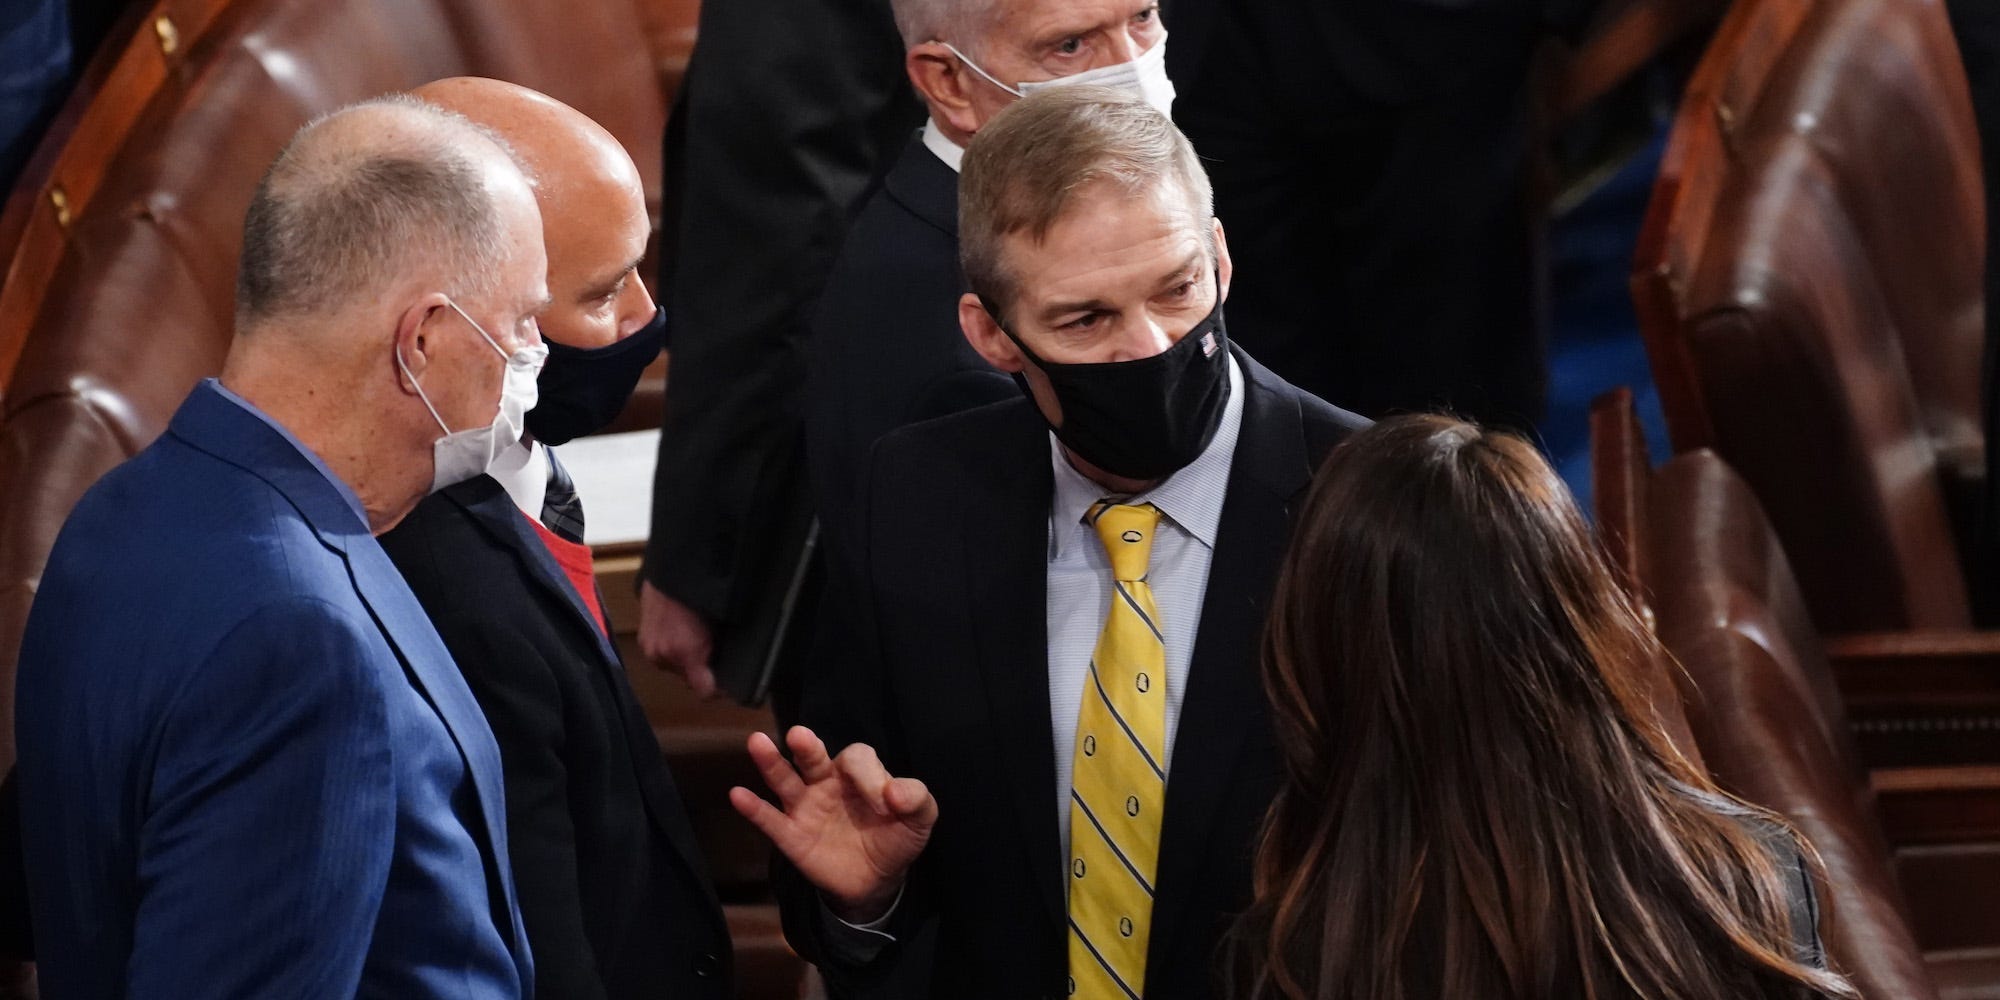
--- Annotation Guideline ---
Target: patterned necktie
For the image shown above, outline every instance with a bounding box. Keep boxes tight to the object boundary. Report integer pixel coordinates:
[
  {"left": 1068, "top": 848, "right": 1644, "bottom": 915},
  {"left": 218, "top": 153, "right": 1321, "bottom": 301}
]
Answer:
[
  {"left": 1067, "top": 501, "right": 1167, "bottom": 999},
  {"left": 541, "top": 449, "right": 586, "bottom": 544}
]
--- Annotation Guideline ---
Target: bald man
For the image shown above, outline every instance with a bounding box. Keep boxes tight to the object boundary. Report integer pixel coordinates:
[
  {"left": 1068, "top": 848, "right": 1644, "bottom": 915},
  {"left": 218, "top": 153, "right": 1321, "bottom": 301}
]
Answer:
[
  {"left": 16, "top": 96, "right": 542, "bottom": 999},
  {"left": 377, "top": 79, "right": 731, "bottom": 1000}
]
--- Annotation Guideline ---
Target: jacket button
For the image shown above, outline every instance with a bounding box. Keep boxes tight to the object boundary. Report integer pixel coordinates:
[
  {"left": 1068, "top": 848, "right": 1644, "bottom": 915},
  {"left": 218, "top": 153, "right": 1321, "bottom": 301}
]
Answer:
[{"left": 694, "top": 951, "right": 721, "bottom": 978}]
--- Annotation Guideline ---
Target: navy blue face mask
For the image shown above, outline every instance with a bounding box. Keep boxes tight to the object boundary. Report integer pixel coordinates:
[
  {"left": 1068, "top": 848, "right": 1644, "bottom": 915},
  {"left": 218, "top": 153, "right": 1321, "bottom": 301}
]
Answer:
[
  {"left": 526, "top": 307, "right": 666, "bottom": 446},
  {"left": 989, "top": 291, "right": 1231, "bottom": 481}
]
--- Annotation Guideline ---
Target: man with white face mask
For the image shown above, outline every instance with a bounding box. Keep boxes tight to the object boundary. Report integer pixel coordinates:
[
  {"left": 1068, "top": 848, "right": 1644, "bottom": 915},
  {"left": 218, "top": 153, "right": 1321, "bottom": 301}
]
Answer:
[
  {"left": 14, "top": 96, "right": 546, "bottom": 998},
  {"left": 802, "top": 0, "right": 1178, "bottom": 612}
]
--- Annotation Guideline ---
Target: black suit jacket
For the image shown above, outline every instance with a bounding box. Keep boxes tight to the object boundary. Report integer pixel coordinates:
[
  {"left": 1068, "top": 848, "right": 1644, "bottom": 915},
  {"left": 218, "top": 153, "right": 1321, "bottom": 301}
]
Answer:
[
  {"left": 646, "top": 0, "right": 920, "bottom": 648},
  {"left": 1161, "top": 0, "right": 1591, "bottom": 429},
  {"left": 806, "top": 132, "right": 1019, "bottom": 565},
  {"left": 381, "top": 478, "right": 731, "bottom": 1000},
  {"left": 782, "top": 349, "right": 1368, "bottom": 998}
]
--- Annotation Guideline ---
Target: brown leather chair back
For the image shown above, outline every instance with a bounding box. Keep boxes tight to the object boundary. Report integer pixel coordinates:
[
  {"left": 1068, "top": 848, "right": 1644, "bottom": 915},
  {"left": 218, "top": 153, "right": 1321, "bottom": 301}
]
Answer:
[
  {"left": 1586, "top": 387, "right": 1708, "bottom": 770},
  {"left": 1633, "top": 0, "right": 1982, "bottom": 635},
  {"left": 1646, "top": 448, "right": 1937, "bottom": 999},
  {"left": 1746, "top": 0, "right": 1987, "bottom": 521},
  {"left": 1633, "top": 0, "right": 1815, "bottom": 450},
  {"left": 0, "top": 0, "right": 668, "bottom": 773},
  {"left": 1670, "top": 132, "right": 1969, "bottom": 634}
]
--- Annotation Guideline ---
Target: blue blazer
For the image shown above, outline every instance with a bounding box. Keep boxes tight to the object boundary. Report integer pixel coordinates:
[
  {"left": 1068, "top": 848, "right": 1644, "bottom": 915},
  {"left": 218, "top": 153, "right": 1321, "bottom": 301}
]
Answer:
[{"left": 14, "top": 380, "right": 534, "bottom": 999}]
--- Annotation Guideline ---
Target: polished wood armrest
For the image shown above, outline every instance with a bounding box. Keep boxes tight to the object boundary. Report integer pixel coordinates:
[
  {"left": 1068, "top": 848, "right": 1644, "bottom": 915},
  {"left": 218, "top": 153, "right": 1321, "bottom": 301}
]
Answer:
[
  {"left": 1824, "top": 631, "right": 2000, "bottom": 768},
  {"left": 1826, "top": 630, "right": 2000, "bottom": 706}
]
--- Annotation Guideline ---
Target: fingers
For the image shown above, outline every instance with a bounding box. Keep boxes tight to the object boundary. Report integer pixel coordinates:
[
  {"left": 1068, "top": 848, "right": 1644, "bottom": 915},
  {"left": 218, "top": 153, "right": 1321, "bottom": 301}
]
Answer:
[
  {"left": 728, "top": 786, "right": 799, "bottom": 855},
  {"left": 835, "top": 743, "right": 895, "bottom": 816},
  {"left": 786, "top": 726, "right": 837, "bottom": 784},
  {"left": 685, "top": 661, "right": 718, "bottom": 699},
  {"left": 745, "top": 731, "right": 806, "bottom": 807},
  {"left": 885, "top": 776, "right": 939, "bottom": 830}
]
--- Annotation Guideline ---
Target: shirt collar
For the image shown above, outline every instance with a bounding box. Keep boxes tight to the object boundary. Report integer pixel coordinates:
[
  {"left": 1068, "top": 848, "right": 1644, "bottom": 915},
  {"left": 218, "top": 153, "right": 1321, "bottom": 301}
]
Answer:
[
  {"left": 208, "top": 378, "right": 369, "bottom": 526},
  {"left": 921, "top": 118, "right": 965, "bottom": 174},
  {"left": 487, "top": 440, "right": 548, "bottom": 518},
  {"left": 1048, "top": 353, "right": 1244, "bottom": 561}
]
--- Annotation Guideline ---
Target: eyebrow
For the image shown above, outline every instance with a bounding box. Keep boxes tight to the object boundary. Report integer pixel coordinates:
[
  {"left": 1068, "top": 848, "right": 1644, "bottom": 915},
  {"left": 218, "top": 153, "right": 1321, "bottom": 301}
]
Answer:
[
  {"left": 1158, "top": 252, "right": 1203, "bottom": 290},
  {"left": 578, "top": 256, "right": 644, "bottom": 303},
  {"left": 1038, "top": 295, "right": 1111, "bottom": 324}
]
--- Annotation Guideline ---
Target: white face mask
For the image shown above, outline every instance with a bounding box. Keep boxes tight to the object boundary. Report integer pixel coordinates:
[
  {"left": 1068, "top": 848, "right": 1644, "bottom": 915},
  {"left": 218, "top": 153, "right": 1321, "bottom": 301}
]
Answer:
[
  {"left": 943, "top": 34, "right": 1176, "bottom": 119},
  {"left": 397, "top": 299, "right": 549, "bottom": 493}
]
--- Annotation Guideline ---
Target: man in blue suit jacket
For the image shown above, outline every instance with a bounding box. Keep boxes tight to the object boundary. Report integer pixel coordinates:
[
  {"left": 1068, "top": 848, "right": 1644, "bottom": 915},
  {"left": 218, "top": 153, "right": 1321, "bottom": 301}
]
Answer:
[{"left": 14, "top": 96, "right": 549, "bottom": 998}]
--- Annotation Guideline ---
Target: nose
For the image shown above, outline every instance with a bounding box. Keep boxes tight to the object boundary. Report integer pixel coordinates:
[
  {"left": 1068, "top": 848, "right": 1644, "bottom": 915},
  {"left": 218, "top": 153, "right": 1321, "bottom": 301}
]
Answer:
[
  {"left": 617, "top": 275, "right": 658, "bottom": 340},
  {"left": 1108, "top": 31, "right": 1142, "bottom": 64},
  {"left": 1111, "top": 315, "right": 1175, "bottom": 363}
]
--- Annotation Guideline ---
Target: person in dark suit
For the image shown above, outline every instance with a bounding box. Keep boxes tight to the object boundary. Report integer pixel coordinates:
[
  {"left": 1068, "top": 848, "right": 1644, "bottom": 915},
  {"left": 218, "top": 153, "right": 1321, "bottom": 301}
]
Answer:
[
  {"left": 637, "top": 0, "right": 921, "bottom": 702},
  {"left": 13, "top": 97, "right": 543, "bottom": 998},
  {"left": 733, "top": 88, "right": 1368, "bottom": 998},
  {"left": 1164, "top": 0, "right": 1592, "bottom": 428},
  {"left": 379, "top": 78, "right": 731, "bottom": 1000},
  {"left": 807, "top": 0, "right": 1180, "bottom": 561}
]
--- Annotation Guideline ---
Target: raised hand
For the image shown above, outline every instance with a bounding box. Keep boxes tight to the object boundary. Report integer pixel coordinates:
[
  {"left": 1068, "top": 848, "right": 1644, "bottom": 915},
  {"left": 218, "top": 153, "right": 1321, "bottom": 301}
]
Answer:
[{"left": 729, "top": 726, "right": 937, "bottom": 923}]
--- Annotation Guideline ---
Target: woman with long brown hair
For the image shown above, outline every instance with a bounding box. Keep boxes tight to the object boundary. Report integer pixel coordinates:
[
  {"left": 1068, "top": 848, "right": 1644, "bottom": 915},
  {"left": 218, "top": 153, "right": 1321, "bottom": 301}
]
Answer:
[{"left": 1238, "top": 415, "right": 1855, "bottom": 1000}]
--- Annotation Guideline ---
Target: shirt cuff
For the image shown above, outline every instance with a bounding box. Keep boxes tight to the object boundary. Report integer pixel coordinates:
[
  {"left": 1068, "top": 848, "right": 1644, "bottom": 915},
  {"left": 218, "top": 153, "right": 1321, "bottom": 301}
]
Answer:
[{"left": 818, "top": 885, "right": 903, "bottom": 964}]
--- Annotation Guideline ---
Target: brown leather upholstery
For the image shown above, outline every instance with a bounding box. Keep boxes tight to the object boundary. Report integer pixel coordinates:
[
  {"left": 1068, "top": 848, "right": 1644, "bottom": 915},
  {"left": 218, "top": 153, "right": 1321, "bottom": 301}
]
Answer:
[
  {"left": 1645, "top": 447, "right": 1939, "bottom": 1000},
  {"left": 1632, "top": 0, "right": 1815, "bottom": 450},
  {"left": 1586, "top": 387, "right": 1706, "bottom": 771},
  {"left": 1633, "top": 0, "right": 1984, "bottom": 635},
  {"left": 1673, "top": 135, "right": 1969, "bottom": 634},
  {"left": 1743, "top": 0, "right": 1988, "bottom": 534}
]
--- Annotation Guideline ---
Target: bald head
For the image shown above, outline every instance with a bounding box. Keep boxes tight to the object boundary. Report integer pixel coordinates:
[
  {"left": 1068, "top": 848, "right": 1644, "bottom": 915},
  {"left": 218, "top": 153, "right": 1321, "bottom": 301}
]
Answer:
[
  {"left": 411, "top": 78, "right": 656, "bottom": 349},
  {"left": 235, "top": 94, "right": 538, "bottom": 331}
]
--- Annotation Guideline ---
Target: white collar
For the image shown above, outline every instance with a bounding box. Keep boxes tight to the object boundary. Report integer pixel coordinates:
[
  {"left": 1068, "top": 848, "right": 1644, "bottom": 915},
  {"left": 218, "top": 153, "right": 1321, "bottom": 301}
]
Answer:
[
  {"left": 1048, "top": 353, "right": 1244, "bottom": 561},
  {"left": 921, "top": 118, "right": 965, "bottom": 174},
  {"left": 487, "top": 439, "right": 548, "bottom": 520}
]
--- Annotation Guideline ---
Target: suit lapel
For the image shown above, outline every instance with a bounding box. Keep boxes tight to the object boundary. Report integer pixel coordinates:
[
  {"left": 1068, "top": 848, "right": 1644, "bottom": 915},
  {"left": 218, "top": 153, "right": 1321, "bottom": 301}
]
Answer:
[
  {"left": 1148, "top": 353, "right": 1315, "bottom": 971},
  {"left": 442, "top": 477, "right": 730, "bottom": 929},
  {"left": 960, "top": 401, "right": 1066, "bottom": 931},
  {"left": 444, "top": 477, "right": 619, "bottom": 666},
  {"left": 343, "top": 539, "right": 535, "bottom": 971}
]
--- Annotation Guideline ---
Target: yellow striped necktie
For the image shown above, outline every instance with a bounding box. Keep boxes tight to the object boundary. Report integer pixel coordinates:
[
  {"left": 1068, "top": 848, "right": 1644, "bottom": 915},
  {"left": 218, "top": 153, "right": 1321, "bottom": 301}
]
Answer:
[{"left": 1067, "top": 501, "right": 1167, "bottom": 999}]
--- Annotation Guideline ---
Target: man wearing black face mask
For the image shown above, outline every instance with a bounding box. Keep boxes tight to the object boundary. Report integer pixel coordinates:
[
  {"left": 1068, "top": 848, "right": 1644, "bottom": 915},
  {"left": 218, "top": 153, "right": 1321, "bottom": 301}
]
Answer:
[
  {"left": 379, "top": 79, "right": 731, "bottom": 1000},
  {"left": 734, "top": 87, "right": 1368, "bottom": 998}
]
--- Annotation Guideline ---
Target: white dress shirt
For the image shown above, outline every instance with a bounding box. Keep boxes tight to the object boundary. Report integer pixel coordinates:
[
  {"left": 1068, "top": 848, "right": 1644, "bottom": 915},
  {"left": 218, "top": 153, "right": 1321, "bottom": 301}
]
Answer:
[
  {"left": 1044, "top": 354, "right": 1243, "bottom": 850},
  {"left": 921, "top": 118, "right": 965, "bottom": 174},
  {"left": 487, "top": 440, "right": 548, "bottom": 519}
]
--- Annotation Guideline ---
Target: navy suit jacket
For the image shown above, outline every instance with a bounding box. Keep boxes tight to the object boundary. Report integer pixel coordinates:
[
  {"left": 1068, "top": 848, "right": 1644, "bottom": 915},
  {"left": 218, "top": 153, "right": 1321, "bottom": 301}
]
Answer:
[
  {"left": 14, "top": 380, "right": 533, "bottom": 999},
  {"left": 805, "top": 132, "right": 1017, "bottom": 568}
]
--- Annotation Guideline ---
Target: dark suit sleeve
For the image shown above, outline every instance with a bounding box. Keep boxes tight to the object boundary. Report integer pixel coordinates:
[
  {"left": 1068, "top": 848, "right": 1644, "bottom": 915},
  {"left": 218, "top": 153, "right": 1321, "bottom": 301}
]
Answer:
[
  {"left": 130, "top": 598, "right": 395, "bottom": 999},
  {"left": 643, "top": 0, "right": 920, "bottom": 624}
]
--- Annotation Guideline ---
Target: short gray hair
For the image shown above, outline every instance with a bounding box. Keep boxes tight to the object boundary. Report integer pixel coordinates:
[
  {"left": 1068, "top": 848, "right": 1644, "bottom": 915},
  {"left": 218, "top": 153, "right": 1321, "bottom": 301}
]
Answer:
[
  {"left": 889, "top": 0, "right": 992, "bottom": 49},
  {"left": 959, "top": 86, "right": 1215, "bottom": 320},
  {"left": 235, "top": 94, "right": 516, "bottom": 327}
]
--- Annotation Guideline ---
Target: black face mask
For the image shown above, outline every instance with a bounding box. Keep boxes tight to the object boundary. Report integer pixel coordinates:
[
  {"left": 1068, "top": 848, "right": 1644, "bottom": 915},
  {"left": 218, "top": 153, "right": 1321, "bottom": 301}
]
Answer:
[
  {"left": 995, "top": 294, "right": 1232, "bottom": 481},
  {"left": 526, "top": 306, "right": 667, "bottom": 446}
]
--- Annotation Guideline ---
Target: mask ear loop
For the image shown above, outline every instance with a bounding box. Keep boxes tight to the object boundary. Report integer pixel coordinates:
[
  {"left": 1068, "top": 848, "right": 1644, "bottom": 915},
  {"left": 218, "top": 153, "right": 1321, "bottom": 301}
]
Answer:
[
  {"left": 938, "top": 41, "right": 1025, "bottom": 98},
  {"left": 395, "top": 341, "right": 453, "bottom": 435}
]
